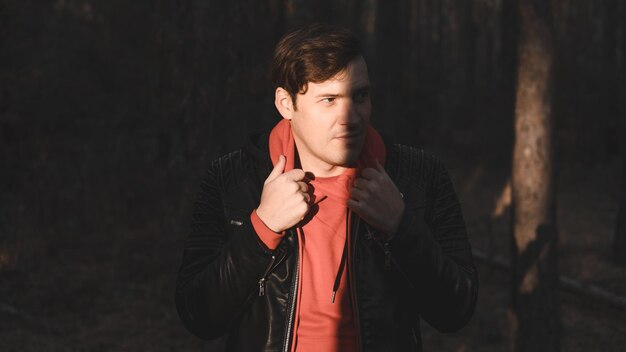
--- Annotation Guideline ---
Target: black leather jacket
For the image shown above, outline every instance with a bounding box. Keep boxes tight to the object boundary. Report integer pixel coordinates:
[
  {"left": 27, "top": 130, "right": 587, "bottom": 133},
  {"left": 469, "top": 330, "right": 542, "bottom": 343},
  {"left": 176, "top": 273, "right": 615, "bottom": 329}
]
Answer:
[{"left": 176, "top": 132, "right": 478, "bottom": 351}]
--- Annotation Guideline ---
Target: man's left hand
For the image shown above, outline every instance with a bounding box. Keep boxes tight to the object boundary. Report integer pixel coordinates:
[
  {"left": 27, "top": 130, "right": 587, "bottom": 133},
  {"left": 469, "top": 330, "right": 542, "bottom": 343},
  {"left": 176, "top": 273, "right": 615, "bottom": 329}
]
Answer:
[{"left": 348, "top": 159, "right": 405, "bottom": 236}]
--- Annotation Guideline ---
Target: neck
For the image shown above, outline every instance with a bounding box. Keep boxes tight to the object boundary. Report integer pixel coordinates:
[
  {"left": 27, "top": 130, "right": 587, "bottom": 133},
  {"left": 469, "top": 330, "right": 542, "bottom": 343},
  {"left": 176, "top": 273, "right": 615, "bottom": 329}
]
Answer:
[
  {"left": 302, "top": 161, "right": 349, "bottom": 178},
  {"left": 295, "top": 148, "right": 351, "bottom": 178}
]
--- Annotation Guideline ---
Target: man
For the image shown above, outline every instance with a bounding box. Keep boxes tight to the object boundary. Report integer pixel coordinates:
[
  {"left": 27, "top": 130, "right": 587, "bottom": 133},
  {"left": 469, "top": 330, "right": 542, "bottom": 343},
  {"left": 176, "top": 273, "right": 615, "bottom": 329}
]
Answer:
[{"left": 176, "top": 24, "right": 478, "bottom": 351}]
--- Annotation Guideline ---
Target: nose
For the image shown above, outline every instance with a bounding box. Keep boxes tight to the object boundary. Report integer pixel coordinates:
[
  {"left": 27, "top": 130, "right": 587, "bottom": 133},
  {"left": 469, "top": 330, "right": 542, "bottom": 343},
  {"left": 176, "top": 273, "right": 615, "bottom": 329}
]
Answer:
[{"left": 339, "top": 100, "right": 360, "bottom": 126}]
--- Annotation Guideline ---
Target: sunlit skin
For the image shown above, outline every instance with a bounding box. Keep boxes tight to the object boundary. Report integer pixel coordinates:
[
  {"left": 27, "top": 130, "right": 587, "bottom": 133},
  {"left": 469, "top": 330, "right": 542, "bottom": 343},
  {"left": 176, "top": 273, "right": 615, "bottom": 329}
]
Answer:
[{"left": 257, "top": 56, "right": 405, "bottom": 235}]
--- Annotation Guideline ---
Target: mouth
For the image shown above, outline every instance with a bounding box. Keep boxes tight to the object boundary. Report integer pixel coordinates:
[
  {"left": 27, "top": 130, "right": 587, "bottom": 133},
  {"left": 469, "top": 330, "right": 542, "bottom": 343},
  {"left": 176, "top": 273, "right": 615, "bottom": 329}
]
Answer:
[{"left": 334, "top": 132, "right": 363, "bottom": 141}]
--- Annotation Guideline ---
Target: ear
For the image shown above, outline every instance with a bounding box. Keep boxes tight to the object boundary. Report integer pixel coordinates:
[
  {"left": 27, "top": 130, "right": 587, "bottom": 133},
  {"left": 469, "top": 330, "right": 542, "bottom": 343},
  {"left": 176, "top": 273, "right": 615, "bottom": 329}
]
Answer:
[{"left": 275, "top": 87, "right": 295, "bottom": 120}]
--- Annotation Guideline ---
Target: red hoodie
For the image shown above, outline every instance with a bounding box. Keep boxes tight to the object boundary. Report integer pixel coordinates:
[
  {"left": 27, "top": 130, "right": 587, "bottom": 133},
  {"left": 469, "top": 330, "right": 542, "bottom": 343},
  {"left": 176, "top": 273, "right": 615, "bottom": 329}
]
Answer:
[{"left": 250, "top": 119, "right": 385, "bottom": 351}]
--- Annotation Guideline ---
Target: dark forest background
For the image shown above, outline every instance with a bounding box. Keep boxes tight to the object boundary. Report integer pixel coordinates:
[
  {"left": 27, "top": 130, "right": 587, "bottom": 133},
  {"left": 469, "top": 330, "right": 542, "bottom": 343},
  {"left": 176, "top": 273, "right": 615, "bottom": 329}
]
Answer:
[{"left": 1, "top": 0, "right": 625, "bottom": 351}]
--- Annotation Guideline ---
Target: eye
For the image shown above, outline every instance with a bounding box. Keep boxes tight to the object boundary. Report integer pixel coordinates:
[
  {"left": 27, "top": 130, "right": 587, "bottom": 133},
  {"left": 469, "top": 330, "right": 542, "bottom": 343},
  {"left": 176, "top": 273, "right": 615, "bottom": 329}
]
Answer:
[
  {"left": 354, "top": 91, "right": 370, "bottom": 103},
  {"left": 321, "top": 97, "right": 336, "bottom": 104}
]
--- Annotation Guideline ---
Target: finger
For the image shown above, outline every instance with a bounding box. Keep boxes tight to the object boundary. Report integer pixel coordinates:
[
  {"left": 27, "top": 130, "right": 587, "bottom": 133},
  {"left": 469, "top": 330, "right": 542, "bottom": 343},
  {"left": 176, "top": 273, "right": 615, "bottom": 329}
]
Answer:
[
  {"left": 284, "top": 168, "right": 306, "bottom": 181},
  {"left": 350, "top": 187, "right": 369, "bottom": 202},
  {"left": 297, "top": 181, "right": 308, "bottom": 193},
  {"left": 302, "top": 192, "right": 311, "bottom": 203},
  {"left": 352, "top": 178, "right": 367, "bottom": 190},
  {"left": 347, "top": 199, "right": 362, "bottom": 212},
  {"left": 348, "top": 199, "right": 378, "bottom": 226},
  {"left": 375, "top": 159, "right": 386, "bottom": 174},
  {"left": 360, "top": 167, "right": 380, "bottom": 181},
  {"left": 347, "top": 199, "right": 359, "bottom": 210},
  {"left": 347, "top": 199, "right": 368, "bottom": 218},
  {"left": 375, "top": 159, "right": 392, "bottom": 181},
  {"left": 266, "top": 155, "right": 286, "bottom": 183}
]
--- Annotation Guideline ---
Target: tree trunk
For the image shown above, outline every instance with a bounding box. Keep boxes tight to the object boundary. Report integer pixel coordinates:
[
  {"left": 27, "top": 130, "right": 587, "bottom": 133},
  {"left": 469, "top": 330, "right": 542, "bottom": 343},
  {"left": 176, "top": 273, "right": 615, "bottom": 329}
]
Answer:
[
  {"left": 611, "top": 0, "right": 626, "bottom": 265},
  {"left": 615, "top": 157, "right": 626, "bottom": 265},
  {"left": 373, "top": 0, "right": 411, "bottom": 131},
  {"left": 510, "top": 0, "right": 560, "bottom": 351}
]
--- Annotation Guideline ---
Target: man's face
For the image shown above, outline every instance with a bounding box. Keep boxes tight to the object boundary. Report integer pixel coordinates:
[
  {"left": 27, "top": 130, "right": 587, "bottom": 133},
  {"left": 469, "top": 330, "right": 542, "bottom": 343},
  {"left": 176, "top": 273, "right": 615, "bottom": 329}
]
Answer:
[{"left": 278, "top": 56, "right": 371, "bottom": 177}]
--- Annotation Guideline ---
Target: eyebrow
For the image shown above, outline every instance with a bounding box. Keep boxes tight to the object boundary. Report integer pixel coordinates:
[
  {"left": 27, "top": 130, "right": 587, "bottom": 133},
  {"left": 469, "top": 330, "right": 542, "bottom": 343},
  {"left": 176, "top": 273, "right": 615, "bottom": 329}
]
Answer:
[
  {"left": 314, "top": 93, "right": 341, "bottom": 98},
  {"left": 353, "top": 85, "right": 371, "bottom": 93}
]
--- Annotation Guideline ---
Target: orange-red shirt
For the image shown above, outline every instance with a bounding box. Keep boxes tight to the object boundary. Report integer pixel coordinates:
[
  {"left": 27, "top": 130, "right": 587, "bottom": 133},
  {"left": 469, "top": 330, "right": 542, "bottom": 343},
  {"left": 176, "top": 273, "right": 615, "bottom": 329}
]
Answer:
[{"left": 251, "top": 119, "right": 385, "bottom": 351}]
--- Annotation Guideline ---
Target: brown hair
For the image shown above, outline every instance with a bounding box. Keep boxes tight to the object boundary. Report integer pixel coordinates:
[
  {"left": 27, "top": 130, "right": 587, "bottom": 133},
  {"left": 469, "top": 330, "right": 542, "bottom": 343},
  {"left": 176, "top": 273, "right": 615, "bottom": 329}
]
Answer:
[{"left": 271, "top": 23, "right": 362, "bottom": 109}]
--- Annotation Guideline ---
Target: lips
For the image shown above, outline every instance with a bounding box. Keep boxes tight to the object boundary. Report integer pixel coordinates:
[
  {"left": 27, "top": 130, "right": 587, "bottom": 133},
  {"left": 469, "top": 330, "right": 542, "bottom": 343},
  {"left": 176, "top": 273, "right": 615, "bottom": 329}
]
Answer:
[{"left": 334, "top": 132, "right": 362, "bottom": 140}]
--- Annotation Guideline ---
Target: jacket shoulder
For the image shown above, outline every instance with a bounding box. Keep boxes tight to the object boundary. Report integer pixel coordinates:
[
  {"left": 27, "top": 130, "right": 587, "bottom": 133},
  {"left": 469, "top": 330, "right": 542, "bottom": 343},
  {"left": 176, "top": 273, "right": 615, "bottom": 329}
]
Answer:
[
  {"left": 387, "top": 143, "right": 446, "bottom": 193},
  {"left": 206, "top": 149, "right": 262, "bottom": 194}
]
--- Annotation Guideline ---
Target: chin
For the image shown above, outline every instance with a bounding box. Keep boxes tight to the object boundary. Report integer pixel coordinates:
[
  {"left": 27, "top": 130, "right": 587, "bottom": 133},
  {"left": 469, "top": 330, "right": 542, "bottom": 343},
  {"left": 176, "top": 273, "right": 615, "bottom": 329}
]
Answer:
[{"left": 335, "top": 150, "right": 362, "bottom": 167}]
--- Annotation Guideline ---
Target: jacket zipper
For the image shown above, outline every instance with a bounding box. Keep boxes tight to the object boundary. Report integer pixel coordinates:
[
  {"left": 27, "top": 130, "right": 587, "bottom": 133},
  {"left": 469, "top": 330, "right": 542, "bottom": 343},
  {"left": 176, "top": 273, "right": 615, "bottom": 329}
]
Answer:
[
  {"left": 375, "top": 240, "right": 414, "bottom": 290},
  {"left": 364, "top": 223, "right": 393, "bottom": 271},
  {"left": 258, "top": 254, "right": 276, "bottom": 296},
  {"left": 282, "top": 229, "right": 300, "bottom": 352},
  {"left": 350, "top": 214, "right": 363, "bottom": 352},
  {"left": 257, "top": 240, "right": 291, "bottom": 296}
]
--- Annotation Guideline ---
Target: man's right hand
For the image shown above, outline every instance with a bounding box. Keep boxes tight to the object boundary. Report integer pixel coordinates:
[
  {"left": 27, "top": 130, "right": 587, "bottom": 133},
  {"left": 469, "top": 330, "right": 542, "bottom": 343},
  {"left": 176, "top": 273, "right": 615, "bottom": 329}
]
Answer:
[{"left": 256, "top": 155, "right": 310, "bottom": 233}]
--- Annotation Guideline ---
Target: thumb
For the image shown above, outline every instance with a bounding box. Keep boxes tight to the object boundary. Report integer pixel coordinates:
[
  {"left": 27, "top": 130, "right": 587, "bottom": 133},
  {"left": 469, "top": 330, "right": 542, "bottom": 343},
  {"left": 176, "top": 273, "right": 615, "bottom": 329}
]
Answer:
[
  {"left": 266, "top": 155, "right": 286, "bottom": 183},
  {"left": 375, "top": 159, "right": 386, "bottom": 174}
]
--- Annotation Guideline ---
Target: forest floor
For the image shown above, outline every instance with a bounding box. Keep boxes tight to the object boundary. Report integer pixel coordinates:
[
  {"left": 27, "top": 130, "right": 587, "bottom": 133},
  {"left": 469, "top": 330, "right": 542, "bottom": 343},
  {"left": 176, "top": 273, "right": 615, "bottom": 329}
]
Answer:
[{"left": 1, "top": 138, "right": 625, "bottom": 351}]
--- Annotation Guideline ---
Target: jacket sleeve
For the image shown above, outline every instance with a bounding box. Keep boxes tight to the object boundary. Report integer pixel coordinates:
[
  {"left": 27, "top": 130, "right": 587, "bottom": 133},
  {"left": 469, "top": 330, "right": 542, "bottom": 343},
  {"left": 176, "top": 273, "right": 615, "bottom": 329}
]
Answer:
[
  {"left": 388, "top": 156, "right": 478, "bottom": 333},
  {"left": 175, "top": 159, "right": 275, "bottom": 340}
]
